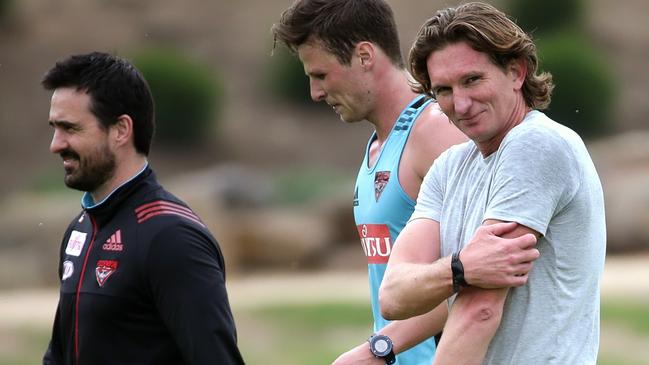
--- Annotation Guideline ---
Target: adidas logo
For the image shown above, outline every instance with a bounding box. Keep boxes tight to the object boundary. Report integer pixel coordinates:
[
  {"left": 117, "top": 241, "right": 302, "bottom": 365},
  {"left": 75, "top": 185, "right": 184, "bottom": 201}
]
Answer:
[{"left": 102, "top": 229, "right": 124, "bottom": 252}]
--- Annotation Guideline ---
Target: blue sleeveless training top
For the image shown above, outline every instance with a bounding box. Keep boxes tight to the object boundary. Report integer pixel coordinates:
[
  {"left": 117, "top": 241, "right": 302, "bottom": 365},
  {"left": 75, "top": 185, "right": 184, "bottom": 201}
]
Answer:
[{"left": 353, "top": 95, "right": 437, "bottom": 364}]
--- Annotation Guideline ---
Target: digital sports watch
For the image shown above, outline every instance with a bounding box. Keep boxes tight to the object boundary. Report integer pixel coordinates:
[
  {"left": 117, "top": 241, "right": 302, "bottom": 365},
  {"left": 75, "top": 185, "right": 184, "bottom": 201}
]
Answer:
[{"left": 368, "top": 333, "right": 396, "bottom": 364}]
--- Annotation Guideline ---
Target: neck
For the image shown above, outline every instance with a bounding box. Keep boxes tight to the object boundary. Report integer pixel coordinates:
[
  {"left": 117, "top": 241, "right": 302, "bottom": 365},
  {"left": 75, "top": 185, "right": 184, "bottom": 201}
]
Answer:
[
  {"left": 91, "top": 155, "right": 147, "bottom": 203},
  {"left": 369, "top": 68, "right": 419, "bottom": 142},
  {"left": 478, "top": 98, "right": 532, "bottom": 157}
]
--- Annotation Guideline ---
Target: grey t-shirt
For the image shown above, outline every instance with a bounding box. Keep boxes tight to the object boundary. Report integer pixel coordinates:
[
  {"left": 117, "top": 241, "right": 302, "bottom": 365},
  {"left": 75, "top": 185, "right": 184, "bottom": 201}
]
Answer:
[{"left": 411, "top": 110, "right": 606, "bottom": 364}]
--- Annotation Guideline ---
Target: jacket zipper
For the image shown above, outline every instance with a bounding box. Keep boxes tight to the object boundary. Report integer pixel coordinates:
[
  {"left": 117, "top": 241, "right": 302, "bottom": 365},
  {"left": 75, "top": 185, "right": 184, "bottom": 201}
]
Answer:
[{"left": 74, "top": 214, "right": 98, "bottom": 365}]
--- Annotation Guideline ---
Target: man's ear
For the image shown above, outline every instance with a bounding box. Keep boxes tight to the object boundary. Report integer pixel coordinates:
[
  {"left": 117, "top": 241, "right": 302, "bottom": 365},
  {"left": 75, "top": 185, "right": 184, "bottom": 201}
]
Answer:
[
  {"left": 111, "top": 114, "right": 134, "bottom": 148},
  {"left": 356, "top": 41, "right": 375, "bottom": 69},
  {"left": 508, "top": 58, "right": 527, "bottom": 90}
]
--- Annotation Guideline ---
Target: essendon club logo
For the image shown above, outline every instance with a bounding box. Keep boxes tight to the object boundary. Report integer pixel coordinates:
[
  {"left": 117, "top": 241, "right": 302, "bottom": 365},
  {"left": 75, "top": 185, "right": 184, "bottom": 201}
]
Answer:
[
  {"left": 102, "top": 229, "right": 124, "bottom": 251},
  {"left": 95, "top": 260, "right": 119, "bottom": 287},
  {"left": 357, "top": 224, "right": 392, "bottom": 264},
  {"left": 374, "top": 171, "right": 390, "bottom": 202}
]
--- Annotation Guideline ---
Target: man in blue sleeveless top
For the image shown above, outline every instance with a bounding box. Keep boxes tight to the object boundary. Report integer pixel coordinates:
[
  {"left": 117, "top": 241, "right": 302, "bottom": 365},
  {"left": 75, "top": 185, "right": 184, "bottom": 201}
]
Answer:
[{"left": 273, "top": 1, "right": 540, "bottom": 364}]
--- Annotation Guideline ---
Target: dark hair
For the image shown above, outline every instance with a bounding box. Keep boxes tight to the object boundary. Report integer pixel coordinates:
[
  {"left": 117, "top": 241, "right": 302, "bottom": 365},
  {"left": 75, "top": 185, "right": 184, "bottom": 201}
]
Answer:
[
  {"left": 409, "top": 2, "right": 554, "bottom": 109},
  {"left": 42, "top": 52, "right": 155, "bottom": 155},
  {"left": 272, "top": 0, "right": 404, "bottom": 67}
]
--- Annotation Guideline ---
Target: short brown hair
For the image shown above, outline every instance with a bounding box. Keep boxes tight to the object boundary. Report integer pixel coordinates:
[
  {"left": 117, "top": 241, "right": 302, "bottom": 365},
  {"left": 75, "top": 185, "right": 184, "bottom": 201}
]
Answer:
[
  {"left": 272, "top": 0, "right": 404, "bottom": 67},
  {"left": 409, "top": 2, "right": 554, "bottom": 109}
]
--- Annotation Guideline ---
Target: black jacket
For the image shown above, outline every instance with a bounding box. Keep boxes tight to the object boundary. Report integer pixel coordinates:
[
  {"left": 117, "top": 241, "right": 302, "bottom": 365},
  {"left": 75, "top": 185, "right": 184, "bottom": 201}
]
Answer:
[{"left": 43, "top": 167, "right": 245, "bottom": 365}]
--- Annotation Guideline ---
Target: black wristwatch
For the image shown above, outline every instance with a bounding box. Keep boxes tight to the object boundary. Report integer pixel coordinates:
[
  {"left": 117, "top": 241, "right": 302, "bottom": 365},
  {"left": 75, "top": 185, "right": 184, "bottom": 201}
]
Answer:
[
  {"left": 368, "top": 334, "right": 396, "bottom": 364},
  {"left": 451, "top": 250, "right": 469, "bottom": 293}
]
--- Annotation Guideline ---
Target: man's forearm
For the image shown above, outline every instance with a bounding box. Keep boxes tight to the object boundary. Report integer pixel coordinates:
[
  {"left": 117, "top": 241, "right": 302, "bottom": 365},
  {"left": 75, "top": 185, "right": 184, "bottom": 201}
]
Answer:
[
  {"left": 332, "top": 304, "right": 448, "bottom": 365},
  {"left": 380, "top": 256, "right": 454, "bottom": 320},
  {"left": 433, "top": 287, "right": 508, "bottom": 365},
  {"left": 381, "top": 303, "right": 447, "bottom": 353}
]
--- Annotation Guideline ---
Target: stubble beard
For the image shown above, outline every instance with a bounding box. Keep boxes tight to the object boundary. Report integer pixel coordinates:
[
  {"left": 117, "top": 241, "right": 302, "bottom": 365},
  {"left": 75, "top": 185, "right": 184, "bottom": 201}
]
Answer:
[{"left": 63, "top": 143, "right": 116, "bottom": 194}]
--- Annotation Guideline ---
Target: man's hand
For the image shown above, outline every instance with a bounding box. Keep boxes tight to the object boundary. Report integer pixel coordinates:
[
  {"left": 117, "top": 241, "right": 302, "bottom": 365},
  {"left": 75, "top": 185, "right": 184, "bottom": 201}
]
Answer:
[
  {"left": 331, "top": 342, "right": 384, "bottom": 365},
  {"left": 461, "top": 222, "right": 539, "bottom": 288}
]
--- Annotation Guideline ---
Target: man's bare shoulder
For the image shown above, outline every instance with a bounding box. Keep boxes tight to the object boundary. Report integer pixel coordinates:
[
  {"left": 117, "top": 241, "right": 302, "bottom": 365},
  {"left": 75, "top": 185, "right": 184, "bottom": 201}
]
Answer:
[
  {"left": 400, "top": 101, "right": 468, "bottom": 182},
  {"left": 411, "top": 102, "right": 468, "bottom": 156}
]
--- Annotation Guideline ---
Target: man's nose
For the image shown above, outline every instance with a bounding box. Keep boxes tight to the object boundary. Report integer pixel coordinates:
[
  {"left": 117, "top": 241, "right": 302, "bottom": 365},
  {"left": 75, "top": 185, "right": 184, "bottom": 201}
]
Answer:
[
  {"left": 453, "top": 90, "right": 472, "bottom": 115},
  {"left": 49, "top": 129, "right": 67, "bottom": 154},
  {"left": 310, "top": 80, "right": 326, "bottom": 102}
]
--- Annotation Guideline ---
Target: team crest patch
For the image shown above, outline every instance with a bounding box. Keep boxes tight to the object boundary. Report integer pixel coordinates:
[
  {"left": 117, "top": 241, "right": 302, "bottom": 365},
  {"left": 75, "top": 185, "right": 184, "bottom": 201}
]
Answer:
[
  {"left": 95, "top": 260, "right": 119, "bottom": 287},
  {"left": 374, "top": 171, "right": 391, "bottom": 202},
  {"left": 65, "top": 230, "right": 87, "bottom": 257}
]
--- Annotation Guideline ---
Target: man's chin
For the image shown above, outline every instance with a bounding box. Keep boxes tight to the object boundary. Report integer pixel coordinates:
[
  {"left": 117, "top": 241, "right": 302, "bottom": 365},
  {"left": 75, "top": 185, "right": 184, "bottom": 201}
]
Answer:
[
  {"left": 64, "top": 175, "right": 91, "bottom": 192},
  {"left": 64, "top": 180, "right": 84, "bottom": 192},
  {"left": 339, "top": 115, "right": 360, "bottom": 124}
]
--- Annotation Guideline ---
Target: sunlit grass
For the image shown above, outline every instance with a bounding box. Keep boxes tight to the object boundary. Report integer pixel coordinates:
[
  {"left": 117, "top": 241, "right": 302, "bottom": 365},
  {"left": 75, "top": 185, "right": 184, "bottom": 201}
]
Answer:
[
  {"left": 2, "top": 298, "right": 648, "bottom": 365},
  {"left": 601, "top": 300, "right": 649, "bottom": 335},
  {"left": 252, "top": 302, "right": 372, "bottom": 329}
]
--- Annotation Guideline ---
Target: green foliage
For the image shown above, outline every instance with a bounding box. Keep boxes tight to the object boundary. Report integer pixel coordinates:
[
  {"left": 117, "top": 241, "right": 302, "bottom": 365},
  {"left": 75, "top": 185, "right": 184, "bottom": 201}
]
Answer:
[
  {"left": 266, "top": 46, "right": 312, "bottom": 105},
  {"left": 272, "top": 169, "right": 350, "bottom": 205},
  {"left": 507, "top": 0, "right": 585, "bottom": 35},
  {"left": 537, "top": 33, "right": 615, "bottom": 139},
  {"left": 133, "top": 48, "right": 224, "bottom": 146},
  {"left": 0, "top": 0, "right": 13, "bottom": 24},
  {"left": 506, "top": 0, "right": 615, "bottom": 139}
]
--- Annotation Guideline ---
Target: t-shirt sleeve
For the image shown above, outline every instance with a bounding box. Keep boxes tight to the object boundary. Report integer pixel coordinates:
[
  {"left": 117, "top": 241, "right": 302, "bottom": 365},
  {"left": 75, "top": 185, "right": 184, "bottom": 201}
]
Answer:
[
  {"left": 409, "top": 149, "right": 449, "bottom": 222},
  {"left": 484, "top": 126, "right": 580, "bottom": 235},
  {"left": 146, "top": 223, "right": 244, "bottom": 365}
]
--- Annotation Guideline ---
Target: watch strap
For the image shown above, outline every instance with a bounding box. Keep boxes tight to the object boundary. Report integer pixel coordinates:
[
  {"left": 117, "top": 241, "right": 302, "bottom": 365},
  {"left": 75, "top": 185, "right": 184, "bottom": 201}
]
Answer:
[{"left": 451, "top": 250, "right": 469, "bottom": 292}]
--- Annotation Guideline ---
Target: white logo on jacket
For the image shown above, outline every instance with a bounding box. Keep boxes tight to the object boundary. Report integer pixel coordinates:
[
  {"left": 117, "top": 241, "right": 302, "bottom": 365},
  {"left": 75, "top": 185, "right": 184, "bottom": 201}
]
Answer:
[
  {"left": 62, "top": 260, "right": 74, "bottom": 281},
  {"left": 65, "top": 230, "right": 87, "bottom": 257}
]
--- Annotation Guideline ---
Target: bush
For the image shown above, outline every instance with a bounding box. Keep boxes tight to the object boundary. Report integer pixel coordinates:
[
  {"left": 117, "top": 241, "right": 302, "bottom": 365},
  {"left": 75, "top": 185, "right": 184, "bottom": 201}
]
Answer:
[
  {"left": 266, "top": 46, "right": 312, "bottom": 105},
  {"left": 133, "top": 48, "right": 224, "bottom": 146},
  {"left": 0, "top": 0, "right": 13, "bottom": 24},
  {"left": 537, "top": 33, "right": 616, "bottom": 139},
  {"left": 507, "top": 0, "right": 584, "bottom": 35}
]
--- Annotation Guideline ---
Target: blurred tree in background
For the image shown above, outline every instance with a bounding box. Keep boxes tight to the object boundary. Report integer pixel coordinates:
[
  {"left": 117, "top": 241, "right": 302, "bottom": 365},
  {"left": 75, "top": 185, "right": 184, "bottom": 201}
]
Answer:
[
  {"left": 266, "top": 46, "right": 312, "bottom": 105},
  {"left": 0, "top": 0, "right": 13, "bottom": 25},
  {"left": 536, "top": 34, "right": 615, "bottom": 139},
  {"left": 507, "top": 0, "right": 616, "bottom": 139},
  {"left": 509, "top": 0, "right": 585, "bottom": 34},
  {"left": 133, "top": 47, "right": 224, "bottom": 146}
]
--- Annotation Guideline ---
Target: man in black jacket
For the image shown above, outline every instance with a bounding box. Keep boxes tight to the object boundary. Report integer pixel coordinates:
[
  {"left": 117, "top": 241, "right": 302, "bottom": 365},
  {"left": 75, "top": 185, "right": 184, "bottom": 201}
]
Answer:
[{"left": 41, "top": 51, "right": 245, "bottom": 365}]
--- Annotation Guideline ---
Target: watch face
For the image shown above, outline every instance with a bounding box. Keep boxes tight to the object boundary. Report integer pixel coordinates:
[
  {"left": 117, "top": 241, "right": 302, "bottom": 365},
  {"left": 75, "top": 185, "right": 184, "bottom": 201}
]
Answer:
[
  {"left": 374, "top": 338, "right": 390, "bottom": 354},
  {"left": 370, "top": 334, "right": 393, "bottom": 357}
]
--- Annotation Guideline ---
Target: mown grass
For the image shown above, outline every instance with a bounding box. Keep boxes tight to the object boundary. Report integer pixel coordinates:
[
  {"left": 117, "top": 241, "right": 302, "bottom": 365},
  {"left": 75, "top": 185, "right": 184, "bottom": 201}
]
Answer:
[
  {"left": 2, "top": 299, "right": 648, "bottom": 365},
  {"left": 601, "top": 300, "right": 649, "bottom": 335}
]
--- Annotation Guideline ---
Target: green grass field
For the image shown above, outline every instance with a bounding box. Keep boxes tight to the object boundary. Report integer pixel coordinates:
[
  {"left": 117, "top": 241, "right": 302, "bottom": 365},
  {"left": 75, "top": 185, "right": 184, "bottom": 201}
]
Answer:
[{"left": 2, "top": 298, "right": 648, "bottom": 364}]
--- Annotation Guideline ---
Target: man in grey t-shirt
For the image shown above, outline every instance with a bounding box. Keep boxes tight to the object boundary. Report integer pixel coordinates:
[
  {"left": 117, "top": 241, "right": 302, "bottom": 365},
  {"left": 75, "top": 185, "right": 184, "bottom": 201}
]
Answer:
[{"left": 379, "top": 3, "right": 606, "bottom": 364}]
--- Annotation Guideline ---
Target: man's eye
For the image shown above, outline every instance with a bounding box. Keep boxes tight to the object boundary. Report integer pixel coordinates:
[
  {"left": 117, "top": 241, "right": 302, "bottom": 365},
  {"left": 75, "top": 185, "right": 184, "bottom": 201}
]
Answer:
[{"left": 434, "top": 87, "right": 451, "bottom": 95}]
